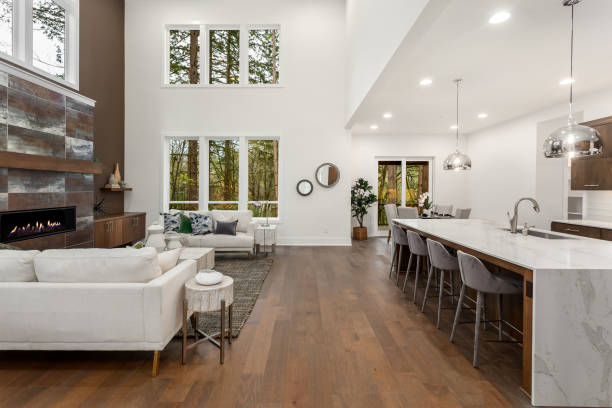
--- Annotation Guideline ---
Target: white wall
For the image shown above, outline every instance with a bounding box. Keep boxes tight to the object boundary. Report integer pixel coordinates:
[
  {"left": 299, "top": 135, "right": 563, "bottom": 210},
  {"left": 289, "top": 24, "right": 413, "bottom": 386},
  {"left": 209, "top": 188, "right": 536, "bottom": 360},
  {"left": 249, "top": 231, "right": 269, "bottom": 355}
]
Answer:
[
  {"left": 351, "top": 132, "right": 470, "bottom": 236},
  {"left": 124, "top": 0, "right": 351, "bottom": 246},
  {"left": 467, "top": 87, "right": 612, "bottom": 227},
  {"left": 345, "top": 0, "right": 429, "bottom": 123}
]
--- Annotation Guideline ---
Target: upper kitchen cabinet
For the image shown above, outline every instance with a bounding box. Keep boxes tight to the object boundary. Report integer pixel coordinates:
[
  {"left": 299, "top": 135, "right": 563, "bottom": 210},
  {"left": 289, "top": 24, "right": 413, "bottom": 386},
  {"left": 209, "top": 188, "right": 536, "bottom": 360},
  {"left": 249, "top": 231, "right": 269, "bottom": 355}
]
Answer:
[{"left": 571, "top": 117, "right": 612, "bottom": 190}]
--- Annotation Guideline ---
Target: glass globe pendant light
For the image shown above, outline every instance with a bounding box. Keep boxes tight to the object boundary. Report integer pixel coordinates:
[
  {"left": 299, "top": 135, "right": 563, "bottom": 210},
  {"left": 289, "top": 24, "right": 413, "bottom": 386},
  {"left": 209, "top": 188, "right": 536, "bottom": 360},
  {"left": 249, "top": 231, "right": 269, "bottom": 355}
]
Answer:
[
  {"left": 443, "top": 79, "right": 472, "bottom": 171},
  {"left": 543, "top": 0, "right": 602, "bottom": 158}
]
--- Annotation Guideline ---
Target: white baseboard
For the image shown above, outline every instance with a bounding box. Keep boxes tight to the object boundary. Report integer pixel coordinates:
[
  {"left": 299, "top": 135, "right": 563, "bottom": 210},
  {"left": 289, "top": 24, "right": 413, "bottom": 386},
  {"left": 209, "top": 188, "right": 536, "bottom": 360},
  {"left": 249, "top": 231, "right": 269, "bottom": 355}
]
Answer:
[{"left": 277, "top": 237, "right": 352, "bottom": 246}]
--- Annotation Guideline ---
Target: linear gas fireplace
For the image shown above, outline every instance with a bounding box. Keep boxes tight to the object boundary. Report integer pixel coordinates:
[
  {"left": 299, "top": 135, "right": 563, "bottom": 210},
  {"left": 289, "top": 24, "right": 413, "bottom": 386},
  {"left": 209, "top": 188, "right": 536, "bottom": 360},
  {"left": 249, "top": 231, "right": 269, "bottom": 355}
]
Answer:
[{"left": 0, "top": 207, "right": 77, "bottom": 244}]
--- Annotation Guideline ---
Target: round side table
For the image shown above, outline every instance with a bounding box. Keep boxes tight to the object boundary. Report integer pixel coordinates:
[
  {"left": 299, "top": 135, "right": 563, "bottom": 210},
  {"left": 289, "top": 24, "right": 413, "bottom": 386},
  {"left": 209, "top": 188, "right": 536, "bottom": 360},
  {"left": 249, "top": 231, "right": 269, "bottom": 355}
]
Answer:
[{"left": 182, "top": 276, "right": 234, "bottom": 365}]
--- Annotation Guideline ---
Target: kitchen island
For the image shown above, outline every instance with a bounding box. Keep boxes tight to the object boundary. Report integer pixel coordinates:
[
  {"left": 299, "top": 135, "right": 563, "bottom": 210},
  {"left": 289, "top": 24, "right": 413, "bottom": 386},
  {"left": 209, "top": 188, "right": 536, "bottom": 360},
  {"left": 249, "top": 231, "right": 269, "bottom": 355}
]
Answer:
[{"left": 393, "top": 218, "right": 612, "bottom": 407}]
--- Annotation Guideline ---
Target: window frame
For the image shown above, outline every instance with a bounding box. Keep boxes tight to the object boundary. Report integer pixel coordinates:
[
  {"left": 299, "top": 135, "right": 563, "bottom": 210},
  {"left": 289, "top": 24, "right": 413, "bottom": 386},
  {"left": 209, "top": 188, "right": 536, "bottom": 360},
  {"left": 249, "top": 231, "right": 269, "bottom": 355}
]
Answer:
[
  {"left": 162, "top": 23, "right": 282, "bottom": 88},
  {"left": 0, "top": 0, "right": 79, "bottom": 89},
  {"left": 162, "top": 133, "right": 282, "bottom": 223}
]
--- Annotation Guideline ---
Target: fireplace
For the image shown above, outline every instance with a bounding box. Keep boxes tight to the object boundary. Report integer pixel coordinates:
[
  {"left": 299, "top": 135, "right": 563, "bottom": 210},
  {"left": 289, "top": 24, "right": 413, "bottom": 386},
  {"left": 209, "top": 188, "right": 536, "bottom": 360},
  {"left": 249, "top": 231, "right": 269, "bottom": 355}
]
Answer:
[{"left": 0, "top": 207, "right": 77, "bottom": 244}]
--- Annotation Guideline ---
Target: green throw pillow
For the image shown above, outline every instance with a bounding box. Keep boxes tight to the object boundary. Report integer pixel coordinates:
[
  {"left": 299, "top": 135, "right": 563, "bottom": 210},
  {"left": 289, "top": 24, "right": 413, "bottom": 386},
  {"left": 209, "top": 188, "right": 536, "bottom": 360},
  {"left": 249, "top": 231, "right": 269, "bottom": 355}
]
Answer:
[{"left": 179, "top": 213, "right": 193, "bottom": 234}]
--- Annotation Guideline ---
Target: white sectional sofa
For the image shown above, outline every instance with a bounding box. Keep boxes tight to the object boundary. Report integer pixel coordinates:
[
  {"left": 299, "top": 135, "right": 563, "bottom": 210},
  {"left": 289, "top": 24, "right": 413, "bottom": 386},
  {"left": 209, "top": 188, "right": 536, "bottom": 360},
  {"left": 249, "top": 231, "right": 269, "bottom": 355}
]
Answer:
[
  {"left": 0, "top": 247, "right": 197, "bottom": 376},
  {"left": 159, "top": 209, "right": 257, "bottom": 258}
]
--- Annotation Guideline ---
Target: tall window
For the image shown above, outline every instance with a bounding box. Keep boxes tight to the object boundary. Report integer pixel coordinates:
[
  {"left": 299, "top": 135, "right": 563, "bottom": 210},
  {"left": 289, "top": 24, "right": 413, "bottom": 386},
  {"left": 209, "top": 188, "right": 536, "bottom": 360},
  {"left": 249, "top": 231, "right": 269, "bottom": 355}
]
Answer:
[
  {"left": 249, "top": 28, "right": 279, "bottom": 84},
  {"left": 168, "top": 29, "right": 200, "bottom": 84},
  {"left": 208, "top": 139, "right": 239, "bottom": 210},
  {"left": 208, "top": 29, "right": 240, "bottom": 84},
  {"left": 405, "top": 161, "right": 429, "bottom": 207},
  {"left": 169, "top": 139, "right": 199, "bottom": 211},
  {"left": 0, "top": 0, "right": 78, "bottom": 87},
  {"left": 0, "top": 0, "right": 12, "bottom": 56},
  {"left": 248, "top": 139, "right": 279, "bottom": 216}
]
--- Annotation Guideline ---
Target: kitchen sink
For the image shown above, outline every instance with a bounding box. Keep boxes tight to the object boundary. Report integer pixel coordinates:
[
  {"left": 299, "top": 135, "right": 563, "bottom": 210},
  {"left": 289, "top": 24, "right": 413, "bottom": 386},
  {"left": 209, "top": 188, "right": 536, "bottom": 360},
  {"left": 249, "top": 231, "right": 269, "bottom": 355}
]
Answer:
[{"left": 500, "top": 228, "right": 575, "bottom": 239}]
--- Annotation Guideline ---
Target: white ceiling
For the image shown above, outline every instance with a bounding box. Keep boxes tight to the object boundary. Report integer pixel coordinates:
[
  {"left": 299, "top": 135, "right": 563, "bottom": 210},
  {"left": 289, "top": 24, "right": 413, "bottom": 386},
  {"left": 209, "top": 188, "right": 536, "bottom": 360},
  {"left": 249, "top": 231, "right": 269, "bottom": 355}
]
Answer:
[{"left": 348, "top": 0, "right": 612, "bottom": 135}]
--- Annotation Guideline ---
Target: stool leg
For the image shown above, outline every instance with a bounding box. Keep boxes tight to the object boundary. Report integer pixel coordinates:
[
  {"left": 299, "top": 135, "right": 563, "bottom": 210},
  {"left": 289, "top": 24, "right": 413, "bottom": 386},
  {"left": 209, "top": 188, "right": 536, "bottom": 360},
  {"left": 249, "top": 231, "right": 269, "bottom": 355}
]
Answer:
[
  {"left": 482, "top": 295, "right": 487, "bottom": 331},
  {"left": 437, "top": 269, "right": 445, "bottom": 329},
  {"left": 450, "top": 284, "right": 466, "bottom": 343},
  {"left": 497, "top": 294, "right": 502, "bottom": 341},
  {"left": 220, "top": 300, "right": 225, "bottom": 364},
  {"left": 396, "top": 246, "right": 404, "bottom": 284},
  {"left": 450, "top": 271, "right": 455, "bottom": 305},
  {"left": 421, "top": 265, "right": 434, "bottom": 313},
  {"left": 473, "top": 291, "right": 483, "bottom": 367},
  {"left": 228, "top": 304, "right": 233, "bottom": 344},
  {"left": 388, "top": 244, "right": 397, "bottom": 279},
  {"left": 412, "top": 256, "right": 421, "bottom": 304},
  {"left": 402, "top": 253, "right": 414, "bottom": 292}
]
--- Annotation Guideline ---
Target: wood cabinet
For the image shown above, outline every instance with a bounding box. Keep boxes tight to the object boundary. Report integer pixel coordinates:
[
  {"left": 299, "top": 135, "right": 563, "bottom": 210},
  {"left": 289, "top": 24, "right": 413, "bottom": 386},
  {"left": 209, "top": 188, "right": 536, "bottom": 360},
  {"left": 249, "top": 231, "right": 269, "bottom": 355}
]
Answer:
[
  {"left": 94, "top": 212, "right": 146, "bottom": 248},
  {"left": 571, "top": 116, "right": 612, "bottom": 190},
  {"left": 551, "top": 221, "right": 601, "bottom": 239}
]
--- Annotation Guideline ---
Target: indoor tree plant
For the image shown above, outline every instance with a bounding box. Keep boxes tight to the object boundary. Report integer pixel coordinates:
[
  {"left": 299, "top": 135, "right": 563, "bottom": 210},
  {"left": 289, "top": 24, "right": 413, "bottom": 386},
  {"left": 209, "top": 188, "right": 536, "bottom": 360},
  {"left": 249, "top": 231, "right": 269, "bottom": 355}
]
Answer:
[{"left": 351, "top": 178, "right": 378, "bottom": 240}]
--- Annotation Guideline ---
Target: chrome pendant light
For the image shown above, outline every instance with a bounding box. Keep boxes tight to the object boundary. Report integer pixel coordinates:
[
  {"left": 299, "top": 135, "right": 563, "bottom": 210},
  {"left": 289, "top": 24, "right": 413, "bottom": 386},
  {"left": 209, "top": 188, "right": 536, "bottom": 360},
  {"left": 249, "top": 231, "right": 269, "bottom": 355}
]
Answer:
[
  {"left": 543, "top": 0, "right": 602, "bottom": 158},
  {"left": 443, "top": 79, "right": 471, "bottom": 171}
]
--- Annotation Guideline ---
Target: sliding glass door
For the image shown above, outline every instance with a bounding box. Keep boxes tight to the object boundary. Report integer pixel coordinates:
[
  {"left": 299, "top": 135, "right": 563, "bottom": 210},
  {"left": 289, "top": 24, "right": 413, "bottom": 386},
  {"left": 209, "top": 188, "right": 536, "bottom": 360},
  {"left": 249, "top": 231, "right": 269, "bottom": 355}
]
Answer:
[{"left": 378, "top": 161, "right": 402, "bottom": 227}]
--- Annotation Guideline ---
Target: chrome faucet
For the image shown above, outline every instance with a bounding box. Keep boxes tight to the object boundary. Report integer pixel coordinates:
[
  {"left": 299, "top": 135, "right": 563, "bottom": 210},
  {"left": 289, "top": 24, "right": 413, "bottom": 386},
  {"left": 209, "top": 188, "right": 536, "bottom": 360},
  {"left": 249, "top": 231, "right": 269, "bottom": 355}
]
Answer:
[{"left": 507, "top": 197, "right": 541, "bottom": 233}]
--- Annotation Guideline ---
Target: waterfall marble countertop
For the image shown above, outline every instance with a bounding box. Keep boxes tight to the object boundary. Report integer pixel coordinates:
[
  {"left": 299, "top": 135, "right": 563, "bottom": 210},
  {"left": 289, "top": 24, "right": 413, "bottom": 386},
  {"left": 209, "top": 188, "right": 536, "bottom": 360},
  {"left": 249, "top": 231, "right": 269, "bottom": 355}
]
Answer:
[{"left": 552, "top": 218, "right": 612, "bottom": 230}]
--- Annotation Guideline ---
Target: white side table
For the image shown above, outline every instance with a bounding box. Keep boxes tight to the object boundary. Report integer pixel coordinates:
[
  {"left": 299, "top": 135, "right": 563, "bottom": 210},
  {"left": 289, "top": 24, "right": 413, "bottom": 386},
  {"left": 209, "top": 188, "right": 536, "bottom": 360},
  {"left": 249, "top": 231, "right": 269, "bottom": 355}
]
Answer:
[
  {"left": 255, "top": 224, "right": 277, "bottom": 256},
  {"left": 182, "top": 276, "right": 234, "bottom": 365},
  {"left": 145, "top": 224, "right": 166, "bottom": 252}
]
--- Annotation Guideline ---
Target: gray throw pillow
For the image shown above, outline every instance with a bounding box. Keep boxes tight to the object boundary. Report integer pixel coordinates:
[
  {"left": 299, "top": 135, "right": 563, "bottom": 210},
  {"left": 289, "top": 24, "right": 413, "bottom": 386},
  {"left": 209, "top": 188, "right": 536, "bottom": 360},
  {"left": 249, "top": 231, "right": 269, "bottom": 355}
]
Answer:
[
  {"left": 162, "top": 212, "right": 181, "bottom": 232},
  {"left": 215, "top": 220, "right": 238, "bottom": 236},
  {"left": 190, "top": 212, "right": 213, "bottom": 235}
]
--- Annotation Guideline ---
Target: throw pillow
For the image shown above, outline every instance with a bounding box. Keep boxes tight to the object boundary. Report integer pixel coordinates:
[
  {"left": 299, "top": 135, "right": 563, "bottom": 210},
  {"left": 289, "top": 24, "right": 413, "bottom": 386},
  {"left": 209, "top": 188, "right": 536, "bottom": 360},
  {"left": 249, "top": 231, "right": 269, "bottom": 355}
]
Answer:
[
  {"left": 157, "top": 248, "right": 181, "bottom": 273},
  {"left": 189, "top": 212, "right": 213, "bottom": 235},
  {"left": 215, "top": 219, "right": 238, "bottom": 236},
  {"left": 162, "top": 212, "right": 181, "bottom": 232},
  {"left": 179, "top": 213, "right": 193, "bottom": 234}
]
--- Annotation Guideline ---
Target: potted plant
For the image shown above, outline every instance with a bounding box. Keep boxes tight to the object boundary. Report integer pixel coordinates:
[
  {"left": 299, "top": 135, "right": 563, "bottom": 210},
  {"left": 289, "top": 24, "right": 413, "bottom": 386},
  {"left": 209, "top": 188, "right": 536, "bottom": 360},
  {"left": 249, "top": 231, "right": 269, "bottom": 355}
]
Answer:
[{"left": 351, "top": 178, "right": 378, "bottom": 240}]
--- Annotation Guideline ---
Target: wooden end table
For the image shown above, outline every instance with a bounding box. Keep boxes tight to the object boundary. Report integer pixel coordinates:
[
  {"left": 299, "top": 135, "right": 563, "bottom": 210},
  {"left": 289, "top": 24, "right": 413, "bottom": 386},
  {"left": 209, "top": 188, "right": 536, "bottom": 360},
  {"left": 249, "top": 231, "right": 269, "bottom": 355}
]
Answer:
[{"left": 182, "top": 276, "right": 233, "bottom": 365}]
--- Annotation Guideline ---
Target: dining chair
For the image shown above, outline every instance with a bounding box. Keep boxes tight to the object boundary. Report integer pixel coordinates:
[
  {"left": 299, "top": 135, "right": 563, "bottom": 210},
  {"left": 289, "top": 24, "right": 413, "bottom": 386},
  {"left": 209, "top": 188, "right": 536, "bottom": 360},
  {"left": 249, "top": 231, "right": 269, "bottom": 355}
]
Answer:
[
  {"left": 455, "top": 208, "right": 472, "bottom": 219},
  {"left": 404, "top": 230, "right": 428, "bottom": 304},
  {"left": 422, "top": 238, "right": 459, "bottom": 329},
  {"left": 398, "top": 206, "right": 418, "bottom": 219},
  {"left": 433, "top": 204, "right": 453, "bottom": 216},
  {"left": 389, "top": 224, "right": 410, "bottom": 285},
  {"left": 384, "top": 204, "right": 399, "bottom": 243}
]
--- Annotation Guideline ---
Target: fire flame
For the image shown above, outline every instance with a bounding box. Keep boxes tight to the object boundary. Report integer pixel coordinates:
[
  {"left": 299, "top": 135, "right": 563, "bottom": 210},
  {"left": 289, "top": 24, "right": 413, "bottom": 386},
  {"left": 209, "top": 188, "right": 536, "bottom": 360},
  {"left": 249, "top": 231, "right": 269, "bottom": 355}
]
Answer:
[{"left": 8, "top": 220, "right": 63, "bottom": 237}]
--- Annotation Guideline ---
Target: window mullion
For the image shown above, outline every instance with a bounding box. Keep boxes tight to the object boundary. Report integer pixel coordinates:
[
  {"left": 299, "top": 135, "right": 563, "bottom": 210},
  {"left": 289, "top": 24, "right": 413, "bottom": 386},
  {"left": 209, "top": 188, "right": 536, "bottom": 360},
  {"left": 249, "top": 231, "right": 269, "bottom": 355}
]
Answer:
[{"left": 238, "top": 136, "right": 248, "bottom": 210}]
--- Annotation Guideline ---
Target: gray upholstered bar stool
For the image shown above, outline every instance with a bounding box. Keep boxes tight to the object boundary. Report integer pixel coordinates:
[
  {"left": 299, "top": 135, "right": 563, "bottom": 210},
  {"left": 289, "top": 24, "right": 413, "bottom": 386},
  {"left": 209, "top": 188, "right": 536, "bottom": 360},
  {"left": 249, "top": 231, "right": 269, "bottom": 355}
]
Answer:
[
  {"left": 403, "top": 230, "right": 428, "bottom": 304},
  {"left": 421, "top": 238, "right": 459, "bottom": 329},
  {"left": 388, "top": 224, "right": 410, "bottom": 285},
  {"left": 450, "top": 250, "right": 523, "bottom": 367}
]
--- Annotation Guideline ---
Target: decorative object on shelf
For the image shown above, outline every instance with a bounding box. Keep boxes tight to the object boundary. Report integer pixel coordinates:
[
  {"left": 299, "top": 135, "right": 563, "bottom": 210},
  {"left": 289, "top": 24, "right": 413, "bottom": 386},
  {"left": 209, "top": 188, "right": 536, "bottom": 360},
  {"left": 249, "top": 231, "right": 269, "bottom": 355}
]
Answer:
[
  {"left": 106, "top": 173, "right": 116, "bottom": 187},
  {"left": 351, "top": 178, "right": 377, "bottom": 240},
  {"left": 145, "top": 224, "right": 166, "bottom": 253},
  {"left": 119, "top": 181, "right": 127, "bottom": 188},
  {"left": 444, "top": 79, "right": 471, "bottom": 171},
  {"left": 195, "top": 270, "right": 224, "bottom": 286},
  {"left": 296, "top": 179, "right": 313, "bottom": 196},
  {"left": 417, "top": 192, "right": 433, "bottom": 216},
  {"left": 543, "top": 0, "right": 602, "bottom": 159},
  {"left": 315, "top": 163, "right": 340, "bottom": 187},
  {"left": 113, "top": 163, "right": 122, "bottom": 184},
  {"left": 166, "top": 232, "right": 183, "bottom": 250}
]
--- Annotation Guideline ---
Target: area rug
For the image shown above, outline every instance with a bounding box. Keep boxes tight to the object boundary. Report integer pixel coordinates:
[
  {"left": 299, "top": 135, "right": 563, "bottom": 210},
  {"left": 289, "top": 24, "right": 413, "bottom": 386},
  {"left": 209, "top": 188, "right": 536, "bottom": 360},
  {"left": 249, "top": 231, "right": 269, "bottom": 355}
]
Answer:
[{"left": 186, "top": 257, "right": 273, "bottom": 338}]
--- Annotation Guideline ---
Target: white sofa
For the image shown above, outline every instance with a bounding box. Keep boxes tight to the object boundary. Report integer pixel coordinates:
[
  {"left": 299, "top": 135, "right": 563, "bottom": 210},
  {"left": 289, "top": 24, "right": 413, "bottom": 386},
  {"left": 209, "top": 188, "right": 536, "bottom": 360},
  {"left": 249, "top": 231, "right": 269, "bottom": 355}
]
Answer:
[
  {"left": 158, "top": 209, "right": 257, "bottom": 258},
  {"left": 0, "top": 247, "right": 197, "bottom": 376}
]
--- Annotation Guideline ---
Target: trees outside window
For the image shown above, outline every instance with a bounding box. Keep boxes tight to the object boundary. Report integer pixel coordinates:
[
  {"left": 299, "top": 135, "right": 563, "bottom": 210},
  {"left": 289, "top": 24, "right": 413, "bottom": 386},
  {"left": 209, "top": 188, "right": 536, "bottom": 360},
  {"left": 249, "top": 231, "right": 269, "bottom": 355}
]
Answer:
[
  {"left": 208, "top": 139, "right": 239, "bottom": 210},
  {"left": 405, "top": 162, "right": 429, "bottom": 207},
  {"left": 0, "top": 0, "right": 12, "bottom": 56},
  {"left": 378, "top": 161, "right": 402, "bottom": 226},
  {"left": 169, "top": 29, "right": 200, "bottom": 84},
  {"left": 249, "top": 29, "right": 279, "bottom": 84},
  {"left": 209, "top": 29, "right": 239, "bottom": 84},
  {"left": 169, "top": 139, "right": 199, "bottom": 211},
  {"left": 32, "top": 0, "right": 66, "bottom": 79},
  {"left": 248, "top": 140, "right": 279, "bottom": 217}
]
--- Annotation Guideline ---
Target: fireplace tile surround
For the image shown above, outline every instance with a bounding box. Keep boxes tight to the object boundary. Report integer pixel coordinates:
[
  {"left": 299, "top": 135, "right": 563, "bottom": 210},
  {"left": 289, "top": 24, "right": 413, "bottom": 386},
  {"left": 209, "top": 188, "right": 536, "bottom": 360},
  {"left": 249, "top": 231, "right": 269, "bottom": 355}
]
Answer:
[{"left": 0, "top": 68, "right": 96, "bottom": 250}]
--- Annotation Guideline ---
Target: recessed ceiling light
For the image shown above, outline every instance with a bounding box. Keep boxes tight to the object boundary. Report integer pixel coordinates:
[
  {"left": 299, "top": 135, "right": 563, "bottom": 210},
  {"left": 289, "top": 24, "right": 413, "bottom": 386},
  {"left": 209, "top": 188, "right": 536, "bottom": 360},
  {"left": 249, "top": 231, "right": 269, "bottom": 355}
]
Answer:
[
  {"left": 559, "top": 77, "right": 575, "bottom": 85},
  {"left": 419, "top": 78, "right": 433, "bottom": 86},
  {"left": 477, "top": 113, "right": 488, "bottom": 119},
  {"left": 489, "top": 11, "right": 511, "bottom": 24},
  {"left": 383, "top": 112, "right": 393, "bottom": 119},
  {"left": 450, "top": 124, "right": 458, "bottom": 130},
  {"left": 370, "top": 124, "right": 379, "bottom": 130}
]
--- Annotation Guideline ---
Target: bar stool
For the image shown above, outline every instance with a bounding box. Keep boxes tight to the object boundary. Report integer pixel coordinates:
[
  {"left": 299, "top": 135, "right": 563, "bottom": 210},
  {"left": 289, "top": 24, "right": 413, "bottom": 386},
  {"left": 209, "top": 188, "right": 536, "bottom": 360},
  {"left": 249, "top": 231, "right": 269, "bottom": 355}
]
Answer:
[
  {"left": 450, "top": 250, "right": 523, "bottom": 367},
  {"left": 388, "top": 224, "right": 410, "bottom": 285},
  {"left": 403, "top": 230, "right": 428, "bottom": 304},
  {"left": 421, "top": 238, "right": 458, "bottom": 329}
]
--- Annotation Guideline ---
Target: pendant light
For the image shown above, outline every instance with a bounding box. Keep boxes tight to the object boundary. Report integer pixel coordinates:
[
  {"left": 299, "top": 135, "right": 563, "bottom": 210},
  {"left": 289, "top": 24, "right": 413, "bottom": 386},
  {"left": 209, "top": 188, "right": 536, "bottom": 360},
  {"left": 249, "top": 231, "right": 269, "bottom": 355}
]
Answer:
[
  {"left": 543, "top": 0, "right": 602, "bottom": 158},
  {"left": 443, "top": 79, "right": 472, "bottom": 171}
]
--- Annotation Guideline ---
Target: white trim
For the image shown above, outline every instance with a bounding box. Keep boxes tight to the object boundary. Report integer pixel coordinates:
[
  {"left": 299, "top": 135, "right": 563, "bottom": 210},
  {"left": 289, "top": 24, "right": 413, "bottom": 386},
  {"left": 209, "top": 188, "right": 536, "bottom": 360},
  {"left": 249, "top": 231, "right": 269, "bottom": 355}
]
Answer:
[{"left": 0, "top": 59, "right": 94, "bottom": 105}]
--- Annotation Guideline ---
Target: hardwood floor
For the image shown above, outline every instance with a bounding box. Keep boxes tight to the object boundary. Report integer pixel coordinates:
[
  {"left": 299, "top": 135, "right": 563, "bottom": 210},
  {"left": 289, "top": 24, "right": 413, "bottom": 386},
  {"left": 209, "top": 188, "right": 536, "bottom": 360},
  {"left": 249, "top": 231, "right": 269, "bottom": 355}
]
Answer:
[{"left": 0, "top": 239, "right": 531, "bottom": 407}]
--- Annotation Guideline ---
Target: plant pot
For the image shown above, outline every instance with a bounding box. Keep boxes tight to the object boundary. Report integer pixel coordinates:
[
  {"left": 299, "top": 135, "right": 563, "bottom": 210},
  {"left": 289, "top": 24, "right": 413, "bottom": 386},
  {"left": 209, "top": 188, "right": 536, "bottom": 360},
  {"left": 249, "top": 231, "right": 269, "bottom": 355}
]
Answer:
[{"left": 353, "top": 226, "right": 368, "bottom": 241}]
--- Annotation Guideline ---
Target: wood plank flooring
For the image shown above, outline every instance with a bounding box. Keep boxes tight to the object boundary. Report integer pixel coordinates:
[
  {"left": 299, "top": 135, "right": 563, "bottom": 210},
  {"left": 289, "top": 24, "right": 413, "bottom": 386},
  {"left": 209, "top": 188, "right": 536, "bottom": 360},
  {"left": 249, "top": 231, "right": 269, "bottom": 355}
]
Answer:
[{"left": 0, "top": 239, "right": 531, "bottom": 407}]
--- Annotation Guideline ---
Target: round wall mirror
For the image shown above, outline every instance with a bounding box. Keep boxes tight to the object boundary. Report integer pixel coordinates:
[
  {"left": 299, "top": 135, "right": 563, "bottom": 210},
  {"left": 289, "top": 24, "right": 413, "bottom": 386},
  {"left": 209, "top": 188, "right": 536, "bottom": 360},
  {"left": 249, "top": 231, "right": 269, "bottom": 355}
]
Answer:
[
  {"left": 315, "top": 163, "right": 340, "bottom": 188},
  {"left": 296, "top": 179, "right": 313, "bottom": 196}
]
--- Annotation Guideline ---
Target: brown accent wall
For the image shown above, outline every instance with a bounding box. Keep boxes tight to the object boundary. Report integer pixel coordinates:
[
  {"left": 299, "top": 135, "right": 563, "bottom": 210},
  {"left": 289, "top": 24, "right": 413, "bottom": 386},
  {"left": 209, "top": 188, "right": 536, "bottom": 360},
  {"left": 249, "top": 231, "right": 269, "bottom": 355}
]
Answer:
[{"left": 79, "top": 0, "right": 125, "bottom": 215}]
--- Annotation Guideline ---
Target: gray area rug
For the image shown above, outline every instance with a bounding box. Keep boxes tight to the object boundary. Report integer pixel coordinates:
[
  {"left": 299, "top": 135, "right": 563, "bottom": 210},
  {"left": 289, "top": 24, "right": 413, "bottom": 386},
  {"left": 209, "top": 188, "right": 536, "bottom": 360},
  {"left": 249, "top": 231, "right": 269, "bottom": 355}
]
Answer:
[{"left": 187, "top": 257, "right": 273, "bottom": 338}]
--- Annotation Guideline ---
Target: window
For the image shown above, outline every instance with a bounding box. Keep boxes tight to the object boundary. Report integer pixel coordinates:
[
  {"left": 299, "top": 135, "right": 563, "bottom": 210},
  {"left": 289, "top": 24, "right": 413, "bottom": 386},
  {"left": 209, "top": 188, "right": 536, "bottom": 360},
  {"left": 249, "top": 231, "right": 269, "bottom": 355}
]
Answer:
[
  {"left": 249, "top": 28, "right": 279, "bottom": 84},
  {"left": 165, "top": 136, "right": 281, "bottom": 219},
  {"left": 168, "top": 29, "right": 200, "bottom": 84},
  {"left": 405, "top": 161, "right": 429, "bottom": 207},
  {"left": 378, "top": 161, "right": 402, "bottom": 227},
  {"left": 0, "top": 0, "right": 12, "bottom": 56},
  {"left": 164, "top": 24, "right": 280, "bottom": 87},
  {"left": 168, "top": 138, "right": 199, "bottom": 211},
  {"left": 0, "top": 0, "right": 78, "bottom": 87}
]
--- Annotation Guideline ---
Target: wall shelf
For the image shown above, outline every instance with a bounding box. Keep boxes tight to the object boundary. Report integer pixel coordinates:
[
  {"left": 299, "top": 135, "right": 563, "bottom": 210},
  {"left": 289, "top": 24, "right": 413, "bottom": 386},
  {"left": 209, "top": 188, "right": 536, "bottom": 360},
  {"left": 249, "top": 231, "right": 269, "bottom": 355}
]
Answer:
[
  {"left": 0, "top": 151, "right": 103, "bottom": 174},
  {"left": 100, "top": 187, "right": 132, "bottom": 192}
]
